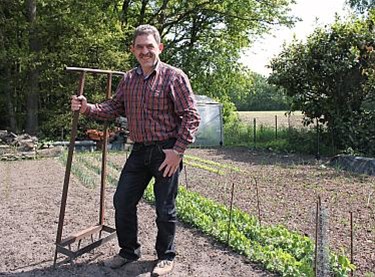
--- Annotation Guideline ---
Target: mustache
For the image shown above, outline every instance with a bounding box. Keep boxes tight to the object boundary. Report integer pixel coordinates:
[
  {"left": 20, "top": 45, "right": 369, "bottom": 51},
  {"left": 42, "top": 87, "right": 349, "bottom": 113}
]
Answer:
[{"left": 140, "top": 53, "right": 153, "bottom": 58}]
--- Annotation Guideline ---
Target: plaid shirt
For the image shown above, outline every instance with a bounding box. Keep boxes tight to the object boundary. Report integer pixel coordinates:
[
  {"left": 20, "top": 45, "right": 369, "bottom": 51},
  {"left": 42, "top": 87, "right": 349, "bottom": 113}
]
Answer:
[{"left": 85, "top": 61, "right": 201, "bottom": 153}]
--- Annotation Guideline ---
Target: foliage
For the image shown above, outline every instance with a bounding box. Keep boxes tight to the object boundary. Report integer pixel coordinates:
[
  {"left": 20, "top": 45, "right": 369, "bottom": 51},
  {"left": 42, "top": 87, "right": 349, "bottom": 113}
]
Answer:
[
  {"left": 145, "top": 180, "right": 353, "bottom": 276},
  {"left": 0, "top": 0, "right": 130, "bottom": 137},
  {"left": 0, "top": 0, "right": 297, "bottom": 137},
  {"left": 223, "top": 120, "right": 254, "bottom": 147},
  {"left": 347, "top": 0, "right": 375, "bottom": 13},
  {"left": 223, "top": 120, "right": 336, "bottom": 156},
  {"left": 268, "top": 13, "right": 375, "bottom": 156},
  {"left": 229, "top": 72, "right": 291, "bottom": 111}
]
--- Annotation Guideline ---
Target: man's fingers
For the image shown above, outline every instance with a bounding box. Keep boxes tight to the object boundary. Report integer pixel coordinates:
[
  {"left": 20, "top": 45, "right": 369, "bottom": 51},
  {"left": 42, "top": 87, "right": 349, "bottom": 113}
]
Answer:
[
  {"left": 160, "top": 163, "right": 176, "bottom": 177},
  {"left": 71, "top": 97, "right": 80, "bottom": 111},
  {"left": 163, "top": 165, "right": 178, "bottom": 177},
  {"left": 71, "top": 95, "right": 87, "bottom": 112},
  {"left": 159, "top": 149, "right": 181, "bottom": 177},
  {"left": 158, "top": 161, "right": 167, "bottom": 172}
]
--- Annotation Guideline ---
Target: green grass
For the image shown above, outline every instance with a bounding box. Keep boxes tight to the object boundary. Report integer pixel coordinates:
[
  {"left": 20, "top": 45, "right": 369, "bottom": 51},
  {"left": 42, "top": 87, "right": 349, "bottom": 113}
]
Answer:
[{"left": 224, "top": 120, "right": 335, "bottom": 156}]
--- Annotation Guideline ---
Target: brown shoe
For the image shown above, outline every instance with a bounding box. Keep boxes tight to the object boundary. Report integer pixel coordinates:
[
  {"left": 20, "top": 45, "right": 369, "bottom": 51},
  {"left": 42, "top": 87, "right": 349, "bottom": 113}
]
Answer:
[
  {"left": 103, "top": 254, "right": 135, "bottom": 269},
  {"left": 152, "top": 259, "right": 174, "bottom": 276}
]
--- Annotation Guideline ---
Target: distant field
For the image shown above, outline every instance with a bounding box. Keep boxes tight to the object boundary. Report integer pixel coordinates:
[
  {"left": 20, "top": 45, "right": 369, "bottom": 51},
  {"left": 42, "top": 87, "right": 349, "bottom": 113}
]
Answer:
[{"left": 237, "top": 111, "right": 304, "bottom": 128}]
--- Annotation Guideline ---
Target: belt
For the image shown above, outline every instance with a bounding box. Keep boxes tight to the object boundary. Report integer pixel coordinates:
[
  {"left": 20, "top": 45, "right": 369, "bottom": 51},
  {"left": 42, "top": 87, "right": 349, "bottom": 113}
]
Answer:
[{"left": 134, "top": 138, "right": 175, "bottom": 147}]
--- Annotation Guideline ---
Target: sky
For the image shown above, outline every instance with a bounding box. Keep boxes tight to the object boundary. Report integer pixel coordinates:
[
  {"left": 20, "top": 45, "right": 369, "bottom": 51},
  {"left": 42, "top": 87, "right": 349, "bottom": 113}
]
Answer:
[{"left": 240, "top": 0, "right": 351, "bottom": 76}]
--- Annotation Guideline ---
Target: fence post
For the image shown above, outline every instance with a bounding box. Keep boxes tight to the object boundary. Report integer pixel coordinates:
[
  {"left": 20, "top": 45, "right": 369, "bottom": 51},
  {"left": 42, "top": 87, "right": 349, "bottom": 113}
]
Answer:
[
  {"left": 315, "top": 196, "right": 330, "bottom": 277},
  {"left": 275, "top": 115, "right": 278, "bottom": 140},
  {"left": 253, "top": 118, "right": 257, "bottom": 148},
  {"left": 316, "top": 118, "right": 321, "bottom": 160},
  {"left": 315, "top": 197, "right": 320, "bottom": 276}
]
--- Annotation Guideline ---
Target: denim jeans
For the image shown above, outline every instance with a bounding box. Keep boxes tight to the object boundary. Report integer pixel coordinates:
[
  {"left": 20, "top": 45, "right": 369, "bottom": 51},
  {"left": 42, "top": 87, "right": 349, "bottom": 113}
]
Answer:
[{"left": 113, "top": 139, "right": 180, "bottom": 261}]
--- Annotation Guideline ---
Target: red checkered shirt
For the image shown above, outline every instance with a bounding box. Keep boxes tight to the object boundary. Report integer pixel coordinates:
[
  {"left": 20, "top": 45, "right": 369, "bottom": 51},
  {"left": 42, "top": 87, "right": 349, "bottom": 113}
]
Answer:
[{"left": 85, "top": 61, "right": 201, "bottom": 153}]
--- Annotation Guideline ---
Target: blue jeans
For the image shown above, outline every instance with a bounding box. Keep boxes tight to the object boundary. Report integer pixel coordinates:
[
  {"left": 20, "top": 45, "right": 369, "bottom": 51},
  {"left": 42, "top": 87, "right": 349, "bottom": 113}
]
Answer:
[{"left": 113, "top": 139, "right": 180, "bottom": 261}]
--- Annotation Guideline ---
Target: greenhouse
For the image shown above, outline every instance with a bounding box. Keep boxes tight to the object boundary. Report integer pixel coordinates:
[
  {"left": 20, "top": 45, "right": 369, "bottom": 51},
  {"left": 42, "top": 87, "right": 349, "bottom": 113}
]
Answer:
[{"left": 193, "top": 95, "right": 224, "bottom": 147}]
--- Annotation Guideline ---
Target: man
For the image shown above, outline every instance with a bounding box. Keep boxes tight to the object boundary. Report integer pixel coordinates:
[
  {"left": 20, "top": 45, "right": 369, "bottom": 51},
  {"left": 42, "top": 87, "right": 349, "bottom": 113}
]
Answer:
[{"left": 71, "top": 24, "right": 200, "bottom": 276}]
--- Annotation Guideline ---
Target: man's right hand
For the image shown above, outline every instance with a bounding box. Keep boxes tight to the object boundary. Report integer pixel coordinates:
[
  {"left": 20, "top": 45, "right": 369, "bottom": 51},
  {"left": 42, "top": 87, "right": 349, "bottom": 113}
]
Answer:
[{"left": 71, "top": 95, "right": 88, "bottom": 113}]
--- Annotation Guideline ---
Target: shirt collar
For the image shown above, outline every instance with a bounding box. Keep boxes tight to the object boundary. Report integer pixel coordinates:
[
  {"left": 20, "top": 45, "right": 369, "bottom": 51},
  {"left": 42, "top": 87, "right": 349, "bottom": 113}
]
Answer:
[{"left": 136, "top": 60, "right": 161, "bottom": 78}]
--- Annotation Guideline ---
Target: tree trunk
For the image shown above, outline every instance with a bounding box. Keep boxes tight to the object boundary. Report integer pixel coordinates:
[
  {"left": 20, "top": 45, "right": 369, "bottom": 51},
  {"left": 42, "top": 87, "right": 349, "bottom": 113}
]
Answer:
[
  {"left": 4, "top": 68, "right": 17, "bottom": 132},
  {"left": 25, "top": 0, "right": 39, "bottom": 135},
  {"left": 138, "top": 0, "right": 148, "bottom": 26}
]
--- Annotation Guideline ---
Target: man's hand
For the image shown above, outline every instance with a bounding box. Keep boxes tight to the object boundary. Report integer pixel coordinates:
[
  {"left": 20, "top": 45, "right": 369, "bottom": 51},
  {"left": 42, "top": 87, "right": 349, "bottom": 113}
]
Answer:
[
  {"left": 158, "top": 149, "right": 182, "bottom": 177},
  {"left": 71, "top": 95, "right": 88, "bottom": 113}
]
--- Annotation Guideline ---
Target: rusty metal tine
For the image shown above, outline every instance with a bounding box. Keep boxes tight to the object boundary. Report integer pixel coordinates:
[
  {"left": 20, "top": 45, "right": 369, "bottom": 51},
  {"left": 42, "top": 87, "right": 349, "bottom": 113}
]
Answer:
[
  {"left": 99, "top": 73, "right": 112, "bottom": 225},
  {"left": 54, "top": 72, "right": 86, "bottom": 268},
  {"left": 65, "top": 66, "right": 125, "bottom": 76}
]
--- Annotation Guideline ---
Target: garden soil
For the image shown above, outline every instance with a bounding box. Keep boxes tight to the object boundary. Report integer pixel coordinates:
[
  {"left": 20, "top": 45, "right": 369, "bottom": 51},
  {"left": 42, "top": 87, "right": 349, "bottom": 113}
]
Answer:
[
  {"left": 0, "top": 147, "right": 374, "bottom": 276},
  {"left": 0, "top": 155, "right": 272, "bottom": 277}
]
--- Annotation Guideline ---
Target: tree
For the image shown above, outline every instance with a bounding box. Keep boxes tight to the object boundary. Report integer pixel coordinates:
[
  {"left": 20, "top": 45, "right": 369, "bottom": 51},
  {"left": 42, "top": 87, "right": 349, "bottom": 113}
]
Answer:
[
  {"left": 269, "top": 12, "right": 375, "bottom": 155},
  {"left": 0, "top": 0, "right": 130, "bottom": 137},
  {"left": 347, "top": 0, "right": 375, "bottom": 13},
  {"left": 0, "top": 0, "right": 297, "bottom": 137},
  {"left": 125, "top": 0, "right": 298, "bottom": 121},
  {"left": 0, "top": 1, "right": 26, "bottom": 132},
  {"left": 117, "top": 0, "right": 297, "bottom": 100},
  {"left": 25, "top": 0, "right": 39, "bottom": 135},
  {"left": 228, "top": 72, "right": 290, "bottom": 111}
]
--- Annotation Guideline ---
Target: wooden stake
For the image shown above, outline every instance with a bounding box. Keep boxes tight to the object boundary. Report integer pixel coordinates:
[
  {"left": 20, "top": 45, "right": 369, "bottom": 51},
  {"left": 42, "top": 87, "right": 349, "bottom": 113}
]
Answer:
[
  {"left": 253, "top": 177, "right": 262, "bottom": 226},
  {"left": 227, "top": 183, "right": 235, "bottom": 245},
  {"left": 184, "top": 165, "right": 189, "bottom": 189},
  {"left": 350, "top": 211, "right": 354, "bottom": 277}
]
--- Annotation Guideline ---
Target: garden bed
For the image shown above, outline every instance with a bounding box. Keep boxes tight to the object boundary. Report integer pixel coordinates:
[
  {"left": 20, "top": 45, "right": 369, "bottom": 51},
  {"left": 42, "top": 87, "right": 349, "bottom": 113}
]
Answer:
[{"left": 0, "top": 147, "right": 373, "bottom": 276}]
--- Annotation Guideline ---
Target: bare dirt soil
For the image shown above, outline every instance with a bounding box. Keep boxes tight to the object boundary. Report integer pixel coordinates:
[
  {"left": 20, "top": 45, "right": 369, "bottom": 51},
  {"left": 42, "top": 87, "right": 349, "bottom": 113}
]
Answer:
[
  {"left": 0, "top": 156, "right": 273, "bottom": 277},
  {"left": 184, "top": 148, "right": 375, "bottom": 276},
  {"left": 0, "top": 147, "right": 374, "bottom": 276}
]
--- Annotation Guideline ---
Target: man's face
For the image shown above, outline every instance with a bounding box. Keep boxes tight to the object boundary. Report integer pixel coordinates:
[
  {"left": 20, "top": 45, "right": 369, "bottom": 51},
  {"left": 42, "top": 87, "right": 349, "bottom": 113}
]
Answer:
[{"left": 131, "top": 34, "right": 163, "bottom": 73}]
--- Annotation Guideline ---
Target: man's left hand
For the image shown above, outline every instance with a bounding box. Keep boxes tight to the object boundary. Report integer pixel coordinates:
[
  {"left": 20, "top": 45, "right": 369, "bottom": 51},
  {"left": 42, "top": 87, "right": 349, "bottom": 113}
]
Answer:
[{"left": 158, "top": 149, "right": 182, "bottom": 177}]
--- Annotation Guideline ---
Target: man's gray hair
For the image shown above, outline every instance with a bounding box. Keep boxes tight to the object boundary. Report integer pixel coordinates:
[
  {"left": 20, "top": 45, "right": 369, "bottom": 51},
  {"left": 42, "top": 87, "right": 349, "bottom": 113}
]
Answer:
[{"left": 133, "top": 25, "right": 161, "bottom": 44}]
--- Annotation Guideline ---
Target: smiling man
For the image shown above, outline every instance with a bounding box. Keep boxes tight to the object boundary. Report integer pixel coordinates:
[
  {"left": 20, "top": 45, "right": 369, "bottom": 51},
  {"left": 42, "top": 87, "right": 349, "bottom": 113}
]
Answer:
[{"left": 71, "top": 24, "right": 200, "bottom": 276}]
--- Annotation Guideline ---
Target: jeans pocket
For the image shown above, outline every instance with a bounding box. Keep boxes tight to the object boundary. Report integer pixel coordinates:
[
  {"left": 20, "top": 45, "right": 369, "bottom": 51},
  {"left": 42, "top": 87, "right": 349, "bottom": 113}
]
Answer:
[
  {"left": 156, "top": 144, "right": 166, "bottom": 155},
  {"left": 132, "top": 143, "right": 142, "bottom": 152}
]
